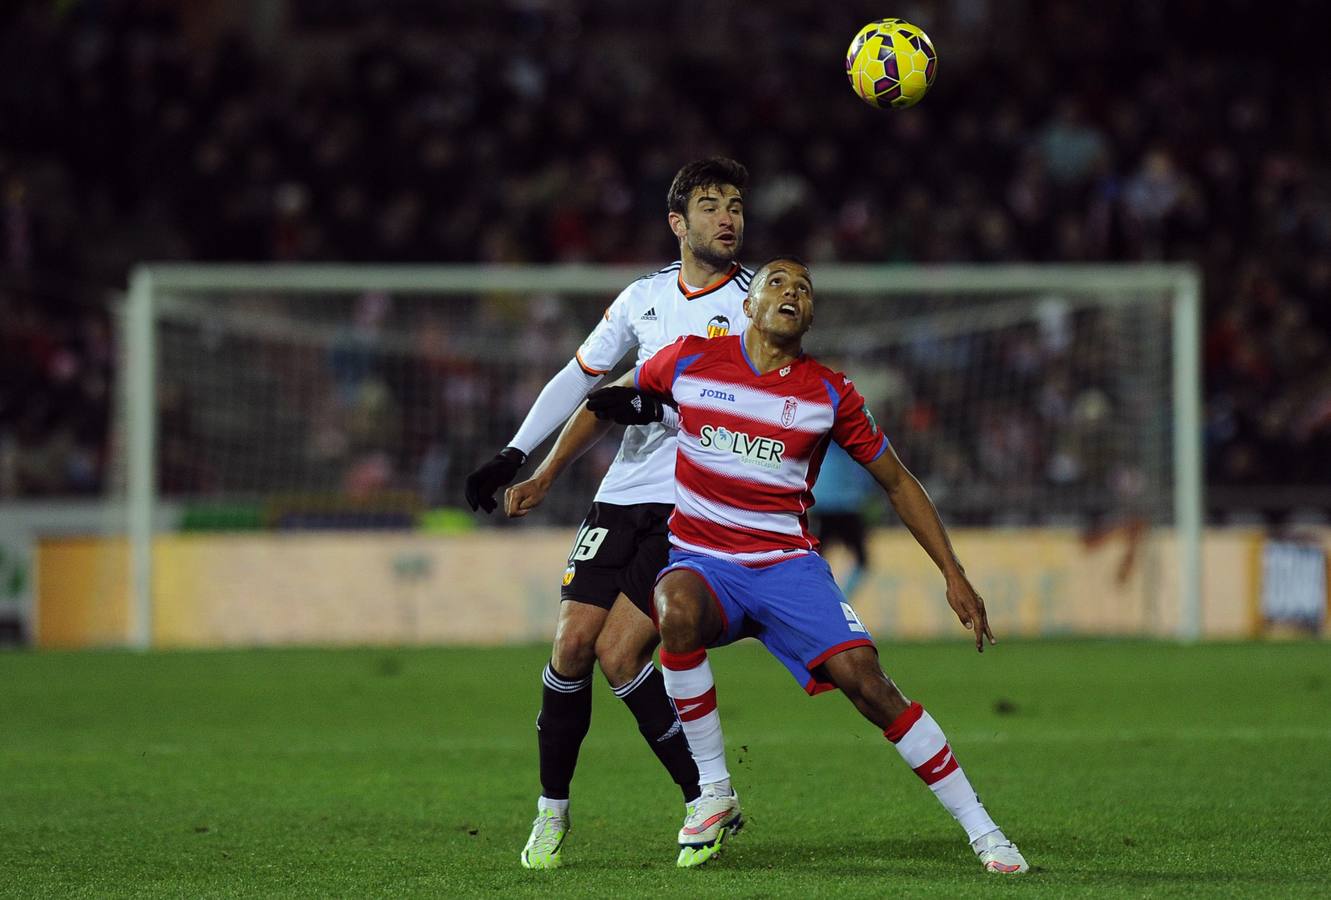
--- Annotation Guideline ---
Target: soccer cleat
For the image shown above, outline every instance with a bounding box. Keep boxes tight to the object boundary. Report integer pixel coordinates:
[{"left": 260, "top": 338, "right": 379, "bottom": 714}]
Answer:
[
  {"left": 973, "top": 830, "right": 1029, "bottom": 875},
  {"left": 520, "top": 807, "right": 568, "bottom": 870},
  {"left": 676, "top": 784, "right": 743, "bottom": 868}
]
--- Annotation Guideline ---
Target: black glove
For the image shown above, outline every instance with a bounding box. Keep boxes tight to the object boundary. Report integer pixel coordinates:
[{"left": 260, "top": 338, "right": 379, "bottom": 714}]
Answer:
[
  {"left": 464, "top": 447, "right": 526, "bottom": 513},
  {"left": 586, "top": 386, "right": 664, "bottom": 425}
]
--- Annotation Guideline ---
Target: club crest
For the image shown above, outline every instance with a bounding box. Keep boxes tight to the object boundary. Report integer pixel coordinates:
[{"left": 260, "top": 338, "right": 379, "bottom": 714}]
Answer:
[
  {"left": 781, "top": 397, "right": 798, "bottom": 428},
  {"left": 706, "top": 315, "right": 731, "bottom": 338}
]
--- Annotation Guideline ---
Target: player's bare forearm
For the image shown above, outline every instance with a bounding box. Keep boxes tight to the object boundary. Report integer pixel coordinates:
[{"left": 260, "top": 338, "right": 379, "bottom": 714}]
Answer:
[
  {"left": 506, "top": 406, "right": 615, "bottom": 517},
  {"left": 864, "top": 444, "right": 995, "bottom": 650},
  {"left": 865, "top": 446, "right": 962, "bottom": 578},
  {"left": 536, "top": 405, "right": 615, "bottom": 483},
  {"left": 532, "top": 373, "right": 635, "bottom": 481},
  {"left": 506, "top": 371, "right": 634, "bottom": 517}
]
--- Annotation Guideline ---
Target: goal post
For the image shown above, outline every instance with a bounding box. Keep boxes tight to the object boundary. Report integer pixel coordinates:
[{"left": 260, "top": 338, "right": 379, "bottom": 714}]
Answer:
[{"left": 120, "top": 262, "right": 1202, "bottom": 648}]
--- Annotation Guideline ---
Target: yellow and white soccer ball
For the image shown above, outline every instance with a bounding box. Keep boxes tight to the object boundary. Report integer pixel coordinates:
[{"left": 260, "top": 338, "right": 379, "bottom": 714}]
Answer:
[{"left": 845, "top": 18, "right": 938, "bottom": 109}]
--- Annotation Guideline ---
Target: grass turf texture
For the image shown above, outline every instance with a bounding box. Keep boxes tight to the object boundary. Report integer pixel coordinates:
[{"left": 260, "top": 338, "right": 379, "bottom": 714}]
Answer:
[{"left": 2, "top": 640, "right": 1328, "bottom": 898}]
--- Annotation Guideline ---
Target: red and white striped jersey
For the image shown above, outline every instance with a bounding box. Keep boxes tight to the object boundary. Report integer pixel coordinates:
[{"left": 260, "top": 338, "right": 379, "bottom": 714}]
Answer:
[{"left": 636, "top": 334, "right": 889, "bottom": 566}]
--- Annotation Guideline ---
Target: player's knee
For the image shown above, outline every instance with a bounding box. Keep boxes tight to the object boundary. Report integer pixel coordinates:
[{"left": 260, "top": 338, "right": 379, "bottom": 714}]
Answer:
[
  {"left": 655, "top": 592, "right": 702, "bottom": 649},
  {"left": 551, "top": 627, "right": 598, "bottom": 677},
  {"left": 596, "top": 633, "right": 655, "bottom": 685},
  {"left": 598, "top": 646, "right": 650, "bottom": 686}
]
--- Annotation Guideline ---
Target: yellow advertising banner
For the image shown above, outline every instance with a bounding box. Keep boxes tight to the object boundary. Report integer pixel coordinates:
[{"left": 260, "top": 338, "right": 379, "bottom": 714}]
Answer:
[{"left": 37, "top": 526, "right": 1291, "bottom": 649}]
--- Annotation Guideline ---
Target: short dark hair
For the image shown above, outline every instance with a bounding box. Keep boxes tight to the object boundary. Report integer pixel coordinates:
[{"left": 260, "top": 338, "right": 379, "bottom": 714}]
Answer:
[
  {"left": 667, "top": 157, "right": 749, "bottom": 216},
  {"left": 756, "top": 255, "right": 813, "bottom": 286}
]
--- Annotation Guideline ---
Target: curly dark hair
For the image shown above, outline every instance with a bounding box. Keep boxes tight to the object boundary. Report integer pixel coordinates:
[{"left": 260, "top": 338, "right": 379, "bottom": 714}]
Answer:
[{"left": 666, "top": 157, "right": 749, "bottom": 216}]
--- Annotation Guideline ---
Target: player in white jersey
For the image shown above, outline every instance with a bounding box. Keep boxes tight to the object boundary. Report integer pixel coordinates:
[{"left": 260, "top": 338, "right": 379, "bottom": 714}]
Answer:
[{"left": 463, "top": 158, "right": 754, "bottom": 870}]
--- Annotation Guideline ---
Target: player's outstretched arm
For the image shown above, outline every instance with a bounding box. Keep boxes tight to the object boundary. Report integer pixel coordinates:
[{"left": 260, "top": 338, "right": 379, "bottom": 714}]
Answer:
[
  {"left": 864, "top": 444, "right": 996, "bottom": 652},
  {"left": 505, "top": 370, "right": 635, "bottom": 518},
  {"left": 464, "top": 359, "right": 604, "bottom": 513}
]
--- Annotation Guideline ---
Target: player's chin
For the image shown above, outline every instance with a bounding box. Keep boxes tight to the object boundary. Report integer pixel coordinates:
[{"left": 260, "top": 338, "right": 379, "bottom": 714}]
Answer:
[
  {"left": 769, "top": 317, "right": 807, "bottom": 338},
  {"left": 712, "top": 238, "right": 739, "bottom": 259}
]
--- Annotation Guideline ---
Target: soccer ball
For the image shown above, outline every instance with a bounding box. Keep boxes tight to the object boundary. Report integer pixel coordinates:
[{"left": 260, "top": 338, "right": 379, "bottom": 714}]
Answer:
[{"left": 845, "top": 19, "right": 938, "bottom": 109}]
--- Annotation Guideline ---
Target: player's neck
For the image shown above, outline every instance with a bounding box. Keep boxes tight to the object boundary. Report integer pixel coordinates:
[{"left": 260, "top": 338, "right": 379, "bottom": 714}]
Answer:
[
  {"left": 679, "top": 253, "right": 733, "bottom": 290},
  {"left": 742, "top": 329, "right": 802, "bottom": 375}
]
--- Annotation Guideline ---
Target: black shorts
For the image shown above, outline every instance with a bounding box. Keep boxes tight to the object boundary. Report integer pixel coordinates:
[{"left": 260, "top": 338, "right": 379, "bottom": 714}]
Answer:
[
  {"left": 814, "top": 512, "right": 867, "bottom": 566},
  {"left": 559, "top": 501, "right": 673, "bottom": 617}
]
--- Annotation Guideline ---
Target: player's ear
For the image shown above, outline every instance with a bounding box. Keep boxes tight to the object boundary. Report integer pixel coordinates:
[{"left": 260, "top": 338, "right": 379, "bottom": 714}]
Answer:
[
  {"left": 742, "top": 296, "right": 752, "bottom": 318},
  {"left": 668, "top": 211, "right": 687, "bottom": 240}
]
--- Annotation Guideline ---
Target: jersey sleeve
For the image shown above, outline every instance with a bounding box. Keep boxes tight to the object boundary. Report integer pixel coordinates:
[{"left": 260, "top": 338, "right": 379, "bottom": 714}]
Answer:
[
  {"left": 830, "top": 373, "right": 890, "bottom": 465},
  {"left": 573, "top": 284, "right": 638, "bottom": 375},
  {"left": 635, "top": 334, "right": 704, "bottom": 403}
]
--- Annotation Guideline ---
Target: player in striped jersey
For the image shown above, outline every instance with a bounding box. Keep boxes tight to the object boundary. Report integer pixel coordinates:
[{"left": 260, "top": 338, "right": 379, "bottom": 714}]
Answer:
[
  {"left": 589, "top": 257, "right": 1029, "bottom": 874},
  {"left": 463, "top": 158, "right": 754, "bottom": 870}
]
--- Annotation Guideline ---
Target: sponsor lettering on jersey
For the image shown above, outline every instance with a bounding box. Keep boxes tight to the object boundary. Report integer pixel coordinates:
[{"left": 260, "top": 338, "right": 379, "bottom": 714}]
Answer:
[
  {"left": 699, "top": 424, "right": 784, "bottom": 470},
  {"left": 640, "top": 307, "right": 657, "bottom": 321},
  {"left": 706, "top": 315, "right": 731, "bottom": 338},
  {"left": 699, "top": 388, "right": 736, "bottom": 402}
]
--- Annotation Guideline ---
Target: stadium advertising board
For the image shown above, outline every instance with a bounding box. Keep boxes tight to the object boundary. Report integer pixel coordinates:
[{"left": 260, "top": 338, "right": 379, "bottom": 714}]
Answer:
[{"left": 35, "top": 527, "right": 1323, "bottom": 648}]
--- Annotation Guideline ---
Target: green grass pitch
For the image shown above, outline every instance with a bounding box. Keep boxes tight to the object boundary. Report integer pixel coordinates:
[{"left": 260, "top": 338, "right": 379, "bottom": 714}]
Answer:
[{"left": 2, "top": 640, "right": 1328, "bottom": 897}]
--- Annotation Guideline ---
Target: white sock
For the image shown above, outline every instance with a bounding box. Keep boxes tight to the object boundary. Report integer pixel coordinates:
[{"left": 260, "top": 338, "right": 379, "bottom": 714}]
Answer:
[
  {"left": 537, "top": 796, "right": 569, "bottom": 814},
  {"left": 659, "top": 647, "right": 730, "bottom": 786},
  {"left": 703, "top": 778, "right": 733, "bottom": 796},
  {"left": 884, "top": 701, "right": 999, "bottom": 843}
]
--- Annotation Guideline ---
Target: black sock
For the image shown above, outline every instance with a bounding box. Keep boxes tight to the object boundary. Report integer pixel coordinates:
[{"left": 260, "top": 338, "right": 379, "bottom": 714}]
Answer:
[
  {"left": 536, "top": 662, "right": 593, "bottom": 800},
  {"left": 614, "top": 663, "right": 701, "bottom": 803}
]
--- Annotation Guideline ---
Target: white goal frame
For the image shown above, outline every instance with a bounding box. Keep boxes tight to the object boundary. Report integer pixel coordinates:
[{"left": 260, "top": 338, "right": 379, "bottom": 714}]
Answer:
[{"left": 124, "top": 263, "right": 1203, "bottom": 647}]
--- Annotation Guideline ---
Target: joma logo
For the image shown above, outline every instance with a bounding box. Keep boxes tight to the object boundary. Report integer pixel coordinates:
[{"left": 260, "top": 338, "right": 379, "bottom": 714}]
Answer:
[{"left": 699, "top": 388, "right": 736, "bottom": 402}]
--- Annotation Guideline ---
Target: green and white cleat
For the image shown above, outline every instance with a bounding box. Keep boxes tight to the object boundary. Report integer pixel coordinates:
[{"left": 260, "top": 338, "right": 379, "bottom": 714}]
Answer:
[
  {"left": 973, "top": 830, "right": 1029, "bottom": 875},
  {"left": 520, "top": 807, "right": 568, "bottom": 870},
  {"left": 676, "top": 784, "right": 743, "bottom": 868}
]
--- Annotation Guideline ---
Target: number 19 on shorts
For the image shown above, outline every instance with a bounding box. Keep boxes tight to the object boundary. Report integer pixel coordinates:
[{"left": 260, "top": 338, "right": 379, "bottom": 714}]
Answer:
[{"left": 569, "top": 525, "right": 609, "bottom": 561}]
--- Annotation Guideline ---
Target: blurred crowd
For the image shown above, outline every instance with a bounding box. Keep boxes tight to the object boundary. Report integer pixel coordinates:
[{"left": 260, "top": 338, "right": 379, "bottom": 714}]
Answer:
[{"left": 2, "top": 0, "right": 1330, "bottom": 515}]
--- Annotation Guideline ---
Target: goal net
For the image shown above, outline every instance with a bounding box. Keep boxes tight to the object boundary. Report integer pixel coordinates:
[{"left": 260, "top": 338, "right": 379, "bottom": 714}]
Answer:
[{"left": 107, "top": 263, "right": 1200, "bottom": 646}]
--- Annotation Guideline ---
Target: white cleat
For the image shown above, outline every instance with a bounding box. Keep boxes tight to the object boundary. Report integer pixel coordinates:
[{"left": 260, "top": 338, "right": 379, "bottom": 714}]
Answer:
[
  {"left": 520, "top": 806, "right": 569, "bottom": 869},
  {"left": 973, "top": 830, "right": 1029, "bottom": 875},
  {"left": 676, "top": 784, "right": 743, "bottom": 868}
]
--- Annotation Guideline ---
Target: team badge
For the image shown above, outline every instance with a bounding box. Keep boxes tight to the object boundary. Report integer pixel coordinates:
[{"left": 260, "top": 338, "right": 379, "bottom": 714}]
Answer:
[
  {"left": 562, "top": 564, "right": 576, "bottom": 586},
  {"left": 706, "top": 315, "right": 731, "bottom": 338},
  {"left": 781, "top": 397, "right": 798, "bottom": 428}
]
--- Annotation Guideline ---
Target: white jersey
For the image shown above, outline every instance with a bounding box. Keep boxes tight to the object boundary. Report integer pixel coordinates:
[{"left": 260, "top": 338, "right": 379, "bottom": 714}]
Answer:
[{"left": 576, "top": 260, "right": 753, "bottom": 505}]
